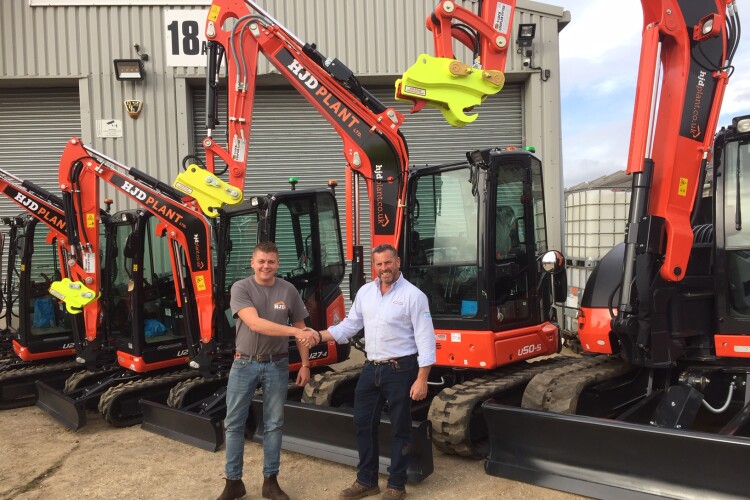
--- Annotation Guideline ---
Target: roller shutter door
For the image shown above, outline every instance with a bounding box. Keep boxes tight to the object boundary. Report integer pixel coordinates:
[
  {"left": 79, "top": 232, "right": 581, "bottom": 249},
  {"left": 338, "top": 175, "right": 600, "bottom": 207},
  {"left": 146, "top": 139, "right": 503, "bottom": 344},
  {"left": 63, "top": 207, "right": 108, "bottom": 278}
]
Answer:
[
  {"left": 0, "top": 88, "right": 81, "bottom": 288},
  {"left": 0, "top": 88, "right": 81, "bottom": 214},
  {"left": 193, "top": 84, "right": 522, "bottom": 299}
]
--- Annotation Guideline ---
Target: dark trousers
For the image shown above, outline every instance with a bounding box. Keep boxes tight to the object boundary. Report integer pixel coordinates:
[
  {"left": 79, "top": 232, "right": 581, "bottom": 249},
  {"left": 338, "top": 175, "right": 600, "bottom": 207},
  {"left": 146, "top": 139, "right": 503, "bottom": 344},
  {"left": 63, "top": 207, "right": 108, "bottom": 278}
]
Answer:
[{"left": 353, "top": 354, "right": 418, "bottom": 490}]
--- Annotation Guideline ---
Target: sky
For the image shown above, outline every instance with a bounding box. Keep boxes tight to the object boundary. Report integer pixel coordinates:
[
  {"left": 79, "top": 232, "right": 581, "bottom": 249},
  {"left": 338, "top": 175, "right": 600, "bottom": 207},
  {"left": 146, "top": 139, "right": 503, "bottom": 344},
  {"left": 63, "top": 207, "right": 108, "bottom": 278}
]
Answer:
[{"left": 558, "top": 1, "right": 750, "bottom": 187}]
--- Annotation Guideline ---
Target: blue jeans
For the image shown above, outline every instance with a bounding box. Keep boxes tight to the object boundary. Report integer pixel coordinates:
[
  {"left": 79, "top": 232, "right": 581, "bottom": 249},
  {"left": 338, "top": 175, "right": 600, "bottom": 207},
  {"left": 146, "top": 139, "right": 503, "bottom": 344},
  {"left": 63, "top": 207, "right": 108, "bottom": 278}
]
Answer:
[
  {"left": 224, "top": 358, "right": 289, "bottom": 479},
  {"left": 353, "top": 355, "right": 418, "bottom": 490}
]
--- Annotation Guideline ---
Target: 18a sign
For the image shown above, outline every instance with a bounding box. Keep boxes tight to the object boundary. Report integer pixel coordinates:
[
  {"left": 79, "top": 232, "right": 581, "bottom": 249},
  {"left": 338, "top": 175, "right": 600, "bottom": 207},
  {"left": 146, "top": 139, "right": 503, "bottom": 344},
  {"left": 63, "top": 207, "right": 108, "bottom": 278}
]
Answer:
[{"left": 165, "top": 9, "right": 209, "bottom": 67}]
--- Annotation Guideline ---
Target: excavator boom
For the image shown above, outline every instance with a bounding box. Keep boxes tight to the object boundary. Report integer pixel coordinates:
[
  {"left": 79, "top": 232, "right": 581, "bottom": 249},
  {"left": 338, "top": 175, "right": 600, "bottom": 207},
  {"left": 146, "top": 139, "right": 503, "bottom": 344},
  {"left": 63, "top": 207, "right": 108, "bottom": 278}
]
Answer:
[{"left": 484, "top": 1, "right": 748, "bottom": 498}]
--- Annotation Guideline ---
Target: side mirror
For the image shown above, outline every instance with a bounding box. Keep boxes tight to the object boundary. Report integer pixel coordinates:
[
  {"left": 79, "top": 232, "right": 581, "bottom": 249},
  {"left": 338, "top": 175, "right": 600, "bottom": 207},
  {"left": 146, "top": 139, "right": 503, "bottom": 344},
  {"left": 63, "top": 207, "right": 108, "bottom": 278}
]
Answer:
[
  {"left": 541, "top": 250, "right": 564, "bottom": 274},
  {"left": 541, "top": 250, "right": 566, "bottom": 303}
]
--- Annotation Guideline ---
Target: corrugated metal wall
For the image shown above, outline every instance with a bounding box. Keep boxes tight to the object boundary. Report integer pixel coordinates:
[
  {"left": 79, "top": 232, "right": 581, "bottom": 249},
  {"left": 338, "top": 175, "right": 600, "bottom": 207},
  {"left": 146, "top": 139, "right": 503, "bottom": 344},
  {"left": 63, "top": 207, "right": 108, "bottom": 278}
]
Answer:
[
  {"left": 1, "top": 0, "right": 565, "bottom": 249},
  {"left": 0, "top": 88, "right": 81, "bottom": 215}
]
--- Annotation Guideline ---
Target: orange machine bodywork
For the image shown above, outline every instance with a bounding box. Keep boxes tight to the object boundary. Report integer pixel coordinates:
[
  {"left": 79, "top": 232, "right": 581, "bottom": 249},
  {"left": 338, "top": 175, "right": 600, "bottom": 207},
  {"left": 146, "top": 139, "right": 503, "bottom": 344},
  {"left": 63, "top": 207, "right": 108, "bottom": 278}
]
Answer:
[
  {"left": 58, "top": 138, "right": 214, "bottom": 372},
  {"left": 435, "top": 322, "right": 558, "bottom": 369},
  {"left": 626, "top": 0, "right": 730, "bottom": 283}
]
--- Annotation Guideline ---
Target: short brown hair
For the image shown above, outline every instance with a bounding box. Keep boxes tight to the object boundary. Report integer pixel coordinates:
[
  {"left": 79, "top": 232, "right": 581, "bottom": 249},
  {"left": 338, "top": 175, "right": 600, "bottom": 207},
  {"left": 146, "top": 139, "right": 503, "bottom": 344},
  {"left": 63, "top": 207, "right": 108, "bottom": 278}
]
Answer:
[
  {"left": 253, "top": 241, "right": 279, "bottom": 256},
  {"left": 372, "top": 243, "right": 397, "bottom": 257}
]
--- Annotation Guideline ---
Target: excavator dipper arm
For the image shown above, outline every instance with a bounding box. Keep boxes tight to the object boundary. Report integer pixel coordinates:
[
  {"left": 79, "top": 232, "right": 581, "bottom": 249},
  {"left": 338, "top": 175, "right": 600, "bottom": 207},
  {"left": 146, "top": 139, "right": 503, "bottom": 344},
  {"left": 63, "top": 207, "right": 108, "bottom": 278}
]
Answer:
[
  {"left": 396, "top": 0, "right": 516, "bottom": 126},
  {"left": 58, "top": 138, "right": 217, "bottom": 367},
  {"left": 204, "top": 0, "right": 409, "bottom": 285},
  {"left": 626, "top": 0, "right": 734, "bottom": 284}
]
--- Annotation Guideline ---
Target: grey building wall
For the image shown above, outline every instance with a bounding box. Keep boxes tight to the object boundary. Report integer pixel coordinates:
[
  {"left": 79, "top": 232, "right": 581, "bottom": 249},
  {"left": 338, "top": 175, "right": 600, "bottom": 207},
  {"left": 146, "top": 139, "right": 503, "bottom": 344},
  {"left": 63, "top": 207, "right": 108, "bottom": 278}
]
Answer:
[{"left": 0, "top": 0, "right": 566, "bottom": 250}]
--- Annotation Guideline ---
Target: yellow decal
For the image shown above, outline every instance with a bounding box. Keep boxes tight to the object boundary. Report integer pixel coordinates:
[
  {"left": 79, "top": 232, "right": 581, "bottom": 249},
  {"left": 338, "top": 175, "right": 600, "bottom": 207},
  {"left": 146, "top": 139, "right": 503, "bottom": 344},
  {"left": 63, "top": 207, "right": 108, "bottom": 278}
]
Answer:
[
  {"left": 195, "top": 275, "right": 206, "bottom": 291},
  {"left": 132, "top": 264, "right": 139, "bottom": 272},
  {"left": 20, "top": 264, "right": 25, "bottom": 271},
  {"left": 678, "top": 177, "right": 688, "bottom": 197},
  {"left": 208, "top": 5, "right": 220, "bottom": 22},
  {"left": 86, "top": 213, "right": 96, "bottom": 228}
]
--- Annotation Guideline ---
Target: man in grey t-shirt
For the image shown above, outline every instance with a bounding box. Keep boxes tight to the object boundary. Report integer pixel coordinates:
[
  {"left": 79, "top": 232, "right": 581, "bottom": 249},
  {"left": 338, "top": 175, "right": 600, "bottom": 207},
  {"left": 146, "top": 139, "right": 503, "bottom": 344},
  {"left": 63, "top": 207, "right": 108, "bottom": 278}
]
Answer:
[{"left": 217, "top": 241, "right": 317, "bottom": 500}]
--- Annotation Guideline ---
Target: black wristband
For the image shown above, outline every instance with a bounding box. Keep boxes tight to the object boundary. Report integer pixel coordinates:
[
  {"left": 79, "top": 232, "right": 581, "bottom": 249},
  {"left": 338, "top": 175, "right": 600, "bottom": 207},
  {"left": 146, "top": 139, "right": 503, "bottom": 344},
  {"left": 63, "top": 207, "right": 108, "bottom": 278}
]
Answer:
[{"left": 315, "top": 330, "right": 322, "bottom": 343}]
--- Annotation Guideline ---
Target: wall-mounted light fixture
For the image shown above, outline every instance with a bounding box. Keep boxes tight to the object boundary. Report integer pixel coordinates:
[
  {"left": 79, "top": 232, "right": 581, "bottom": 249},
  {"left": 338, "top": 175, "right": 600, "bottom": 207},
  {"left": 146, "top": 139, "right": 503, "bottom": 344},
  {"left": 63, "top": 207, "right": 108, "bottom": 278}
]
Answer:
[
  {"left": 113, "top": 59, "right": 145, "bottom": 81},
  {"left": 516, "top": 23, "right": 536, "bottom": 51}
]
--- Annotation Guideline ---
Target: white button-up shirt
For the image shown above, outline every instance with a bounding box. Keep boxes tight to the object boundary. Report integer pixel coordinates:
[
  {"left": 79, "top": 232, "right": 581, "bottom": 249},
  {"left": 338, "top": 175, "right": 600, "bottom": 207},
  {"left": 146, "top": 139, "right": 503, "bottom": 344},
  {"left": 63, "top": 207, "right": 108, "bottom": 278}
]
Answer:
[{"left": 328, "top": 273, "right": 436, "bottom": 367}]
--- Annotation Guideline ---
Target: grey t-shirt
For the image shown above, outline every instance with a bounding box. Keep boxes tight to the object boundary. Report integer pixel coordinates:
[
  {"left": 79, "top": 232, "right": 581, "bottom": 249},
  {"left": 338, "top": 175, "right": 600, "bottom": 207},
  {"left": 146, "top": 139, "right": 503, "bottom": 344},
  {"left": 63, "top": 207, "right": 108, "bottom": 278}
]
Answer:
[{"left": 230, "top": 276, "right": 308, "bottom": 356}]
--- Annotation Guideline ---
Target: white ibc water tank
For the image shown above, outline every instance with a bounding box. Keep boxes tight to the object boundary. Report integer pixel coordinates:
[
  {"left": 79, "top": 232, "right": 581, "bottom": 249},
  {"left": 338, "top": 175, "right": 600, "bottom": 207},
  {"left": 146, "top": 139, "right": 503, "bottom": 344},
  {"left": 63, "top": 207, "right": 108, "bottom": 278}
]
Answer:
[
  {"left": 562, "top": 187, "right": 630, "bottom": 335},
  {"left": 564, "top": 188, "right": 630, "bottom": 263}
]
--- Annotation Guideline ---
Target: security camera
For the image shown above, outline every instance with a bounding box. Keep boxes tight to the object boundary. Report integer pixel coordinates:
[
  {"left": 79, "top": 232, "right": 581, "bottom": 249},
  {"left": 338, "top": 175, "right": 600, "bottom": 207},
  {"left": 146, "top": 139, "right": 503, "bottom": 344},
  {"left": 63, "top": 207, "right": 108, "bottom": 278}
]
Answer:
[{"left": 522, "top": 57, "right": 531, "bottom": 68}]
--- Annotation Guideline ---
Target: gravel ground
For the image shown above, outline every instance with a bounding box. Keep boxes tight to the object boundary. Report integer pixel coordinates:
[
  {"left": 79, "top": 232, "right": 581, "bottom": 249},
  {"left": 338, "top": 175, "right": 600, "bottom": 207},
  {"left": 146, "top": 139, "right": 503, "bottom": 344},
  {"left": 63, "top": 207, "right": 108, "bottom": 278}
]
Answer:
[{"left": 0, "top": 349, "right": 583, "bottom": 500}]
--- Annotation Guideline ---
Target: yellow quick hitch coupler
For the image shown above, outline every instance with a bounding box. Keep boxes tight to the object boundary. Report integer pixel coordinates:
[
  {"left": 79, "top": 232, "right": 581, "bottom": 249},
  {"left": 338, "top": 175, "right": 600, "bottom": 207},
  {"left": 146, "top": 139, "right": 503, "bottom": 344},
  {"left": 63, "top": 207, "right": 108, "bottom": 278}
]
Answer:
[
  {"left": 173, "top": 164, "right": 244, "bottom": 217},
  {"left": 49, "top": 278, "right": 99, "bottom": 314},
  {"left": 395, "top": 54, "right": 505, "bottom": 127}
]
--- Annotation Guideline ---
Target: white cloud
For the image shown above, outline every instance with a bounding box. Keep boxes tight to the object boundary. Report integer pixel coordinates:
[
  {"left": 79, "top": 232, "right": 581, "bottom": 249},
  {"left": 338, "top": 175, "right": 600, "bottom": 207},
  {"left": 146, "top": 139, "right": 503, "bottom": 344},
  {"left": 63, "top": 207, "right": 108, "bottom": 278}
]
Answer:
[{"left": 557, "top": 1, "right": 750, "bottom": 187}]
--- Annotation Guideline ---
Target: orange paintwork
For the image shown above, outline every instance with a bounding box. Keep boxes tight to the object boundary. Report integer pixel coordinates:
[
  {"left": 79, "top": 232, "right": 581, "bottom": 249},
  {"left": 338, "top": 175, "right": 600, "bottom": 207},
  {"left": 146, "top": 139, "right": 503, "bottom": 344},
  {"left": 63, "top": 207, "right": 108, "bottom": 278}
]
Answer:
[
  {"left": 326, "top": 294, "right": 345, "bottom": 331},
  {"left": 59, "top": 139, "right": 216, "bottom": 348},
  {"left": 116, "top": 351, "right": 189, "bottom": 373},
  {"left": 429, "top": 0, "right": 515, "bottom": 71},
  {"left": 434, "top": 322, "right": 558, "bottom": 370},
  {"left": 12, "top": 340, "right": 74, "bottom": 362},
  {"left": 206, "top": 0, "right": 412, "bottom": 271},
  {"left": 628, "top": 0, "right": 730, "bottom": 282},
  {"left": 578, "top": 306, "right": 616, "bottom": 354},
  {"left": 715, "top": 335, "right": 750, "bottom": 359}
]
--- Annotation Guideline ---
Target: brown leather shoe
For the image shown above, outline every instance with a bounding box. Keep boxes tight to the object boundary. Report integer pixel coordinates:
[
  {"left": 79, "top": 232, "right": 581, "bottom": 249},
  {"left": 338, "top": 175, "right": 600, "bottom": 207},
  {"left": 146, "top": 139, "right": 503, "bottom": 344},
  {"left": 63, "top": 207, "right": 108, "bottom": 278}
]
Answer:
[
  {"left": 217, "top": 478, "right": 246, "bottom": 500},
  {"left": 262, "top": 474, "right": 290, "bottom": 500},
  {"left": 381, "top": 487, "right": 406, "bottom": 499},
  {"left": 339, "top": 480, "right": 381, "bottom": 499}
]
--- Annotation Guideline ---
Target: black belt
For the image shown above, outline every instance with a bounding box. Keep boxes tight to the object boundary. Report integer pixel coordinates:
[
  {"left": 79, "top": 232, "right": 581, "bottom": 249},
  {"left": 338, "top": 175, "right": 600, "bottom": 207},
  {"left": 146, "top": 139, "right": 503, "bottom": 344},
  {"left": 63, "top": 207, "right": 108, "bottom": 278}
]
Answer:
[
  {"left": 234, "top": 352, "right": 288, "bottom": 362},
  {"left": 368, "top": 353, "right": 417, "bottom": 366}
]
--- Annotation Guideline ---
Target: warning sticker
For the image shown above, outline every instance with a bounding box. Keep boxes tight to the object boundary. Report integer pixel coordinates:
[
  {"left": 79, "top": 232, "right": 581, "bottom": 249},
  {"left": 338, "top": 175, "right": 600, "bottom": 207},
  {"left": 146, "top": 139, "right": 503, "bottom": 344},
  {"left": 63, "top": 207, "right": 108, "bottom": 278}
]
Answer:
[
  {"left": 494, "top": 2, "right": 512, "bottom": 33},
  {"left": 83, "top": 253, "right": 95, "bottom": 274},
  {"left": 678, "top": 177, "right": 688, "bottom": 197},
  {"left": 86, "top": 213, "right": 96, "bottom": 228},
  {"left": 196, "top": 275, "right": 207, "bottom": 291},
  {"left": 404, "top": 85, "right": 426, "bottom": 97}
]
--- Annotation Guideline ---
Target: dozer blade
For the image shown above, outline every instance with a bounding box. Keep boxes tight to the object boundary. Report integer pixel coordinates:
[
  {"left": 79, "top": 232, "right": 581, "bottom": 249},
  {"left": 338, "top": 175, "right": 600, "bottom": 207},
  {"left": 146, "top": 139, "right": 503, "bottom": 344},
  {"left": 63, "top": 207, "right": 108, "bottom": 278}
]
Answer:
[
  {"left": 252, "top": 398, "right": 434, "bottom": 483},
  {"left": 483, "top": 402, "right": 750, "bottom": 499},
  {"left": 140, "top": 398, "right": 224, "bottom": 452},
  {"left": 35, "top": 380, "right": 88, "bottom": 430},
  {"left": 0, "top": 360, "right": 81, "bottom": 410}
]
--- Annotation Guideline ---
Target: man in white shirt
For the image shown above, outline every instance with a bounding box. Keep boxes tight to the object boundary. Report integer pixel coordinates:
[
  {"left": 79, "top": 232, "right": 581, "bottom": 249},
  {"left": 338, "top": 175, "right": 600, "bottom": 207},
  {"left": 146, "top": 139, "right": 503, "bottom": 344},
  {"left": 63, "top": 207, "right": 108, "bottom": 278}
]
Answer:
[{"left": 309, "top": 243, "right": 436, "bottom": 500}]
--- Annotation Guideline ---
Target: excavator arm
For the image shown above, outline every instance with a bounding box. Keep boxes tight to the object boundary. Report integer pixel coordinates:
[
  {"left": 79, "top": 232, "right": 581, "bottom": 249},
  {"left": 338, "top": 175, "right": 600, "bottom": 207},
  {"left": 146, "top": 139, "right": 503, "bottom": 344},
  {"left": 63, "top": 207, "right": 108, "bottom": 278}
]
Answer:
[
  {"left": 202, "top": 0, "right": 410, "bottom": 291},
  {"left": 483, "top": 3, "right": 748, "bottom": 499},
  {"left": 614, "top": 0, "right": 739, "bottom": 351},
  {"left": 57, "top": 138, "right": 219, "bottom": 369},
  {"left": 0, "top": 169, "right": 78, "bottom": 360},
  {"left": 396, "top": 0, "right": 516, "bottom": 126}
]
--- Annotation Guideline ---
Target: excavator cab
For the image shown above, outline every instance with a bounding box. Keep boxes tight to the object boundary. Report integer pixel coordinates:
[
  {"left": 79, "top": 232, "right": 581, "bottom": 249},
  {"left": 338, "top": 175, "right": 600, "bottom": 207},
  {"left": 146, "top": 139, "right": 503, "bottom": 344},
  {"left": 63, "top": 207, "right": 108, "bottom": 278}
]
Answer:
[
  {"left": 15, "top": 219, "right": 72, "bottom": 358},
  {"left": 717, "top": 116, "right": 750, "bottom": 330},
  {"left": 403, "top": 148, "right": 559, "bottom": 368},
  {"left": 107, "top": 211, "right": 189, "bottom": 369},
  {"left": 218, "top": 187, "right": 348, "bottom": 375}
]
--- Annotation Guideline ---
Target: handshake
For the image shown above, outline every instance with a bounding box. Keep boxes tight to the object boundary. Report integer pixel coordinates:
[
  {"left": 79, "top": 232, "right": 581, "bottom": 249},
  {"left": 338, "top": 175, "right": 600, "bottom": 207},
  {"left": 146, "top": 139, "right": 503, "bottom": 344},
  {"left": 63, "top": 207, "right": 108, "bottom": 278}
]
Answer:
[{"left": 295, "top": 327, "right": 323, "bottom": 348}]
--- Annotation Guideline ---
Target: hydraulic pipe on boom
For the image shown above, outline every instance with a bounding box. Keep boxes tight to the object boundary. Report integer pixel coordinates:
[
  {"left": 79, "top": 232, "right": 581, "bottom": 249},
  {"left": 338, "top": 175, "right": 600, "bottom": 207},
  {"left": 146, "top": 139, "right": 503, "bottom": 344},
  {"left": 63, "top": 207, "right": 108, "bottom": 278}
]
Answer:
[{"left": 614, "top": 0, "right": 735, "bottom": 351}]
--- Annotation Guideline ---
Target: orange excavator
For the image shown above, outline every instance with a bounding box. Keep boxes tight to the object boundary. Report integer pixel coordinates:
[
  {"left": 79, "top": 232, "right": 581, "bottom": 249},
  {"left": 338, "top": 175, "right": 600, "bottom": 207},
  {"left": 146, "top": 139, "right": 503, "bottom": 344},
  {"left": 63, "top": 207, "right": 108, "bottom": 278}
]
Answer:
[
  {"left": 0, "top": 168, "right": 113, "bottom": 408},
  {"left": 140, "top": 0, "right": 568, "bottom": 481},
  {"left": 483, "top": 1, "right": 750, "bottom": 498}
]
